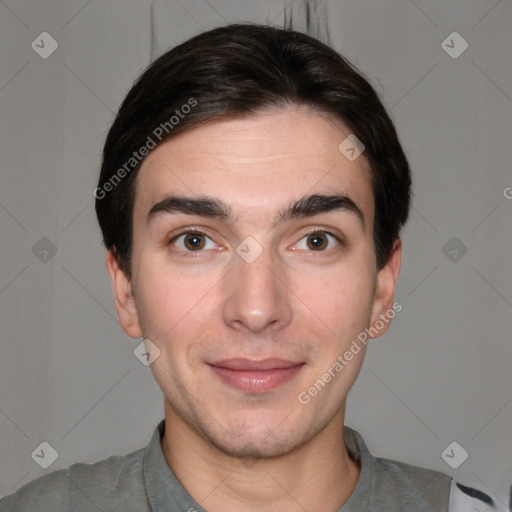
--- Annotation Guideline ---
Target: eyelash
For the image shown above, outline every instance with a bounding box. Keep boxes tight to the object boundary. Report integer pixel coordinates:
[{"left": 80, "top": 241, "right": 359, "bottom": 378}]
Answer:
[{"left": 167, "top": 228, "right": 342, "bottom": 257}]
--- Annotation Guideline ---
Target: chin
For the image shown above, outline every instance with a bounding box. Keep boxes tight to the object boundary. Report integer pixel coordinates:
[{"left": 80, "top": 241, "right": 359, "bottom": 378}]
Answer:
[{"left": 200, "top": 412, "right": 315, "bottom": 460}]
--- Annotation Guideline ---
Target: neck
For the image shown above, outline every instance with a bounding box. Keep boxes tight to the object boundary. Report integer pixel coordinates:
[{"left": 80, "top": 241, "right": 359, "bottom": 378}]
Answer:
[{"left": 160, "top": 400, "right": 360, "bottom": 512}]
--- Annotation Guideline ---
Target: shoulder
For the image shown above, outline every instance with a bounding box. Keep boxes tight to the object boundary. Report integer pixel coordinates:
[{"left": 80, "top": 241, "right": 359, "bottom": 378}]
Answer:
[
  {"left": 344, "top": 426, "right": 506, "bottom": 511},
  {"left": 0, "top": 447, "right": 147, "bottom": 512},
  {"left": 373, "top": 455, "right": 453, "bottom": 509},
  {"left": 368, "top": 452, "right": 507, "bottom": 511},
  {"left": 344, "top": 427, "right": 452, "bottom": 509},
  {"left": 371, "top": 455, "right": 507, "bottom": 511}
]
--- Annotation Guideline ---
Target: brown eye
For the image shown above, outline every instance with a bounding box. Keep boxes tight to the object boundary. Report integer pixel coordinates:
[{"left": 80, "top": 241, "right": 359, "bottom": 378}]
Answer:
[
  {"left": 170, "top": 230, "right": 216, "bottom": 253},
  {"left": 183, "top": 232, "right": 206, "bottom": 250},
  {"left": 295, "top": 231, "right": 340, "bottom": 252},
  {"left": 306, "top": 233, "right": 329, "bottom": 250}
]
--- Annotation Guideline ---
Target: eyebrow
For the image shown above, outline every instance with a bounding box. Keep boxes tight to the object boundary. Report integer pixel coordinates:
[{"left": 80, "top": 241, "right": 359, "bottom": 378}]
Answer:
[{"left": 147, "top": 193, "right": 365, "bottom": 230}]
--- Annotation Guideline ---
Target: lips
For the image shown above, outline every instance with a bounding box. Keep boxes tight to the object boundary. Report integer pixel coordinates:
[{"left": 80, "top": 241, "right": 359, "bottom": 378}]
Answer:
[
  {"left": 207, "top": 358, "right": 305, "bottom": 393},
  {"left": 210, "top": 358, "right": 301, "bottom": 371}
]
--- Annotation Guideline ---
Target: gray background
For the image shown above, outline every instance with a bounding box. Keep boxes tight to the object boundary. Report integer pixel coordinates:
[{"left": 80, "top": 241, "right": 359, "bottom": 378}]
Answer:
[{"left": 1, "top": 0, "right": 511, "bottom": 505}]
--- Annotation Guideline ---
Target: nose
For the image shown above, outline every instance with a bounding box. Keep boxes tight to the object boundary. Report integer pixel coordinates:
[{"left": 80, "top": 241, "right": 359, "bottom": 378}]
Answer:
[{"left": 222, "top": 244, "right": 293, "bottom": 334}]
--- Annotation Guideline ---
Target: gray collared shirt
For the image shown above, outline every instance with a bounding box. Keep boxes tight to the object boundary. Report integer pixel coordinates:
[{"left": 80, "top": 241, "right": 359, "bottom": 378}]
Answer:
[{"left": 1, "top": 419, "right": 497, "bottom": 511}]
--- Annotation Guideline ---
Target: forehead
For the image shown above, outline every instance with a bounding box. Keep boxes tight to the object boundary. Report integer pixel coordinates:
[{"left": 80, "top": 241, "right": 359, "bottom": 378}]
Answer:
[{"left": 134, "top": 107, "right": 374, "bottom": 226}]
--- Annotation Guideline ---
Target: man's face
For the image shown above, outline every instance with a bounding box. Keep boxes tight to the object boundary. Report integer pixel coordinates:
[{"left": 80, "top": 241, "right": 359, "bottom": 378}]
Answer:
[{"left": 110, "top": 107, "right": 399, "bottom": 458}]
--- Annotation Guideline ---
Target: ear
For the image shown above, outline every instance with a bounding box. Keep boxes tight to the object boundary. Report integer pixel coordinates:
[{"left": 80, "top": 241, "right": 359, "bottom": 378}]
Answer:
[
  {"left": 106, "top": 249, "right": 142, "bottom": 338},
  {"left": 368, "top": 238, "right": 402, "bottom": 339}
]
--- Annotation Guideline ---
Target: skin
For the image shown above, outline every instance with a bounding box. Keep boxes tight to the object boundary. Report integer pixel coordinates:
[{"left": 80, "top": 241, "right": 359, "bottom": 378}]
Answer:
[{"left": 106, "top": 106, "right": 402, "bottom": 512}]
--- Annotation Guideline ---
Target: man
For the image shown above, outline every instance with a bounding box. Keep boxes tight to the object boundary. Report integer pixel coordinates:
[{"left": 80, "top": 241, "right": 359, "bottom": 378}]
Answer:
[{"left": 1, "top": 23, "right": 505, "bottom": 512}]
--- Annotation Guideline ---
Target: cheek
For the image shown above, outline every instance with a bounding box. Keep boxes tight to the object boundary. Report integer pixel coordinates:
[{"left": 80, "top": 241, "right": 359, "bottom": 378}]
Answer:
[
  {"left": 292, "top": 267, "right": 375, "bottom": 336},
  {"left": 133, "top": 252, "right": 221, "bottom": 341}
]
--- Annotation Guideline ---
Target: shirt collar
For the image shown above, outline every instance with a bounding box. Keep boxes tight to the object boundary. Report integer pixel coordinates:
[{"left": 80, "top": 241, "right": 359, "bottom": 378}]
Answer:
[{"left": 143, "top": 419, "right": 206, "bottom": 512}]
